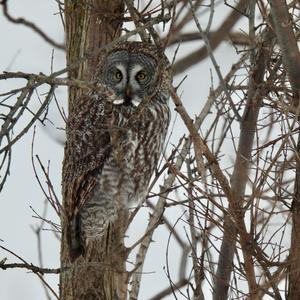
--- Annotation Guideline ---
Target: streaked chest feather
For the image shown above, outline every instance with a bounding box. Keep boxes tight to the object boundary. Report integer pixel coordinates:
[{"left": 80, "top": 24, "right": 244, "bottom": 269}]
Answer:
[{"left": 102, "top": 102, "right": 170, "bottom": 202}]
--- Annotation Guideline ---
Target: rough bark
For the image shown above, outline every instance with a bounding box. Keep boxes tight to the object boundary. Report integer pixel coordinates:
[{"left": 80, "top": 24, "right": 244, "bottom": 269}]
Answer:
[{"left": 60, "top": 1, "right": 125, "bottom": 299}]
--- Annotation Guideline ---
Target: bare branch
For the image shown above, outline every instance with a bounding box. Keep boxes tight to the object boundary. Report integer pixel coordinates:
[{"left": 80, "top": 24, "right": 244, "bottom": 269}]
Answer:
[
  {"left": 0, "top": 0, "right": 65, "bottom": 50},
  {"left": 0, "top": 245, "right": 60, "bottom": 299},
  {"left": 172, "top": 0, "right": 249, "bottom": 75}
]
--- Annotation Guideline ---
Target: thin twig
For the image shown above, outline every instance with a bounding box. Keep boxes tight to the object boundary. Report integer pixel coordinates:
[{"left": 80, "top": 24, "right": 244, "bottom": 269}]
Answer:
[
  {"left": 1, "top": 0, "right": 65, "bottom": 50},
  {"left": 0, "top": 245, "right": 60, "bottom": 299}
]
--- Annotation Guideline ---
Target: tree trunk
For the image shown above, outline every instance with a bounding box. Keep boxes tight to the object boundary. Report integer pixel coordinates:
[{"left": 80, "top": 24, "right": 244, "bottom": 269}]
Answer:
[
  {"left": 213, "top": 29, "right": 273, "bottom": 299},
  {"left": 60, "top": 1, "right": 126, "bottom": 299},
  {"left": 270, "top": 2, "right": 300, "bottom": 298},
  {"left": 289, "top": 139, "right": 300, "bottom": 298}
]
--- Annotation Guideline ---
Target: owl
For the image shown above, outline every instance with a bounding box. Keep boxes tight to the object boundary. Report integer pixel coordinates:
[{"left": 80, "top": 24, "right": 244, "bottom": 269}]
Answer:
[{"left": 62, "top": 42, "right": 172, "bottom": 261}]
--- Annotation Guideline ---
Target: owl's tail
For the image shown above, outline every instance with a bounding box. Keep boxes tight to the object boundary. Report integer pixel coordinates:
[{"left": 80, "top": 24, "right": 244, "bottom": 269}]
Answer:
[{"left": 67, "top": 215, "right": 84, "bottom": 262}]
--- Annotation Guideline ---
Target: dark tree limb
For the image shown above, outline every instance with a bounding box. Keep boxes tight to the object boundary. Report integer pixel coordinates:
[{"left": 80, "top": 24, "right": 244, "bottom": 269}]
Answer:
[
  {"left": 270, "top": 1, "right": 300, "bottom": 298},
  {"left": 213, "top": 27, "right": 275, "bottom": 300}
]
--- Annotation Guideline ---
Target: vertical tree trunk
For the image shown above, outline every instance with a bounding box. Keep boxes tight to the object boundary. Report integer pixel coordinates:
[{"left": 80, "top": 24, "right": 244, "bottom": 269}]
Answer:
[
  {"left": 270, "top": 1, "right": 300, "bottom": 298},
  {"left": 289, "top": 139, "right": 300, "bottom": 298},
  {"left": 213, "top": 30, "right": 273, "bottom": 299},
  {"left": 60, "top": 1, "right": 125, "bottom": 299}
]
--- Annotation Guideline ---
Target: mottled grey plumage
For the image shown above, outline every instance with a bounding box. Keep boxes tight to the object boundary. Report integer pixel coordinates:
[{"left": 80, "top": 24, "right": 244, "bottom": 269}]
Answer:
[{"left": 63, "top": 42, "right": 172, "bottom": 261}]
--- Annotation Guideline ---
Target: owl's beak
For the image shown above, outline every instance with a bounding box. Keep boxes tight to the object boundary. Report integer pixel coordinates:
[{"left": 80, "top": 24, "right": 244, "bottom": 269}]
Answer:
[{"left": 124, "top": 85, "right": 133, "bottom": 105}]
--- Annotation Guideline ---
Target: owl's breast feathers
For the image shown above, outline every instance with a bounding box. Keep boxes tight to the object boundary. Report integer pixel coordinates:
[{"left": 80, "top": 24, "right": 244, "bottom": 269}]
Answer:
[
  {"left": 63, "top": 91, "right": 170, "bottom": 261},
  {"left": 62, "top": 92, "right": 112, "bottom": 259}
]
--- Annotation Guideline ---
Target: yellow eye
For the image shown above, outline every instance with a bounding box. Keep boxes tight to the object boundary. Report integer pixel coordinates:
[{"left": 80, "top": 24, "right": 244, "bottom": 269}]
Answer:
[
  {"left": 136, "top": 71, "right": 147, "bottom": 81},
  {"left": 114, "top": 70, "right": 122, "bottom": 81}
]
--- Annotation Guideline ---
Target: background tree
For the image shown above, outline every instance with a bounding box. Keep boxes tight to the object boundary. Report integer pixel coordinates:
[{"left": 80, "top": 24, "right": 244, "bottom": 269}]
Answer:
[{"left": 1, "top": 0, "right": 300, "bottom": 299}]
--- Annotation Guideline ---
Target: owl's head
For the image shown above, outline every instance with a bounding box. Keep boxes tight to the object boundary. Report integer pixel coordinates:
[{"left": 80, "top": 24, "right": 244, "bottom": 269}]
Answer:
[{"left": 98, "top": 42, "right": 172, "bottom": 107}]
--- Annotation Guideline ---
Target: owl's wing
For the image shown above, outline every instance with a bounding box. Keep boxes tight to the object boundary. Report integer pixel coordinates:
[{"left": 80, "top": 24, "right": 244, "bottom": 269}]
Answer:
[{"left": 62, "top": 91, "right": 113, "bottom": 260}]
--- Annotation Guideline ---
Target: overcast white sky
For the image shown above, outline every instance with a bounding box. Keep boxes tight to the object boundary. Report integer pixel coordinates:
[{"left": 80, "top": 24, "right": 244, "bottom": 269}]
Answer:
[{"left": 0, "top": 1, "right": 241, "bottom": 299}]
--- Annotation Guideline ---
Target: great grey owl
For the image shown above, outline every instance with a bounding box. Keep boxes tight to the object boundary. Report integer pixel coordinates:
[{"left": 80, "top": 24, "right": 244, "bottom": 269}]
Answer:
[{"left": 63, "top": 42, "right": 172, "bottom": 261}]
